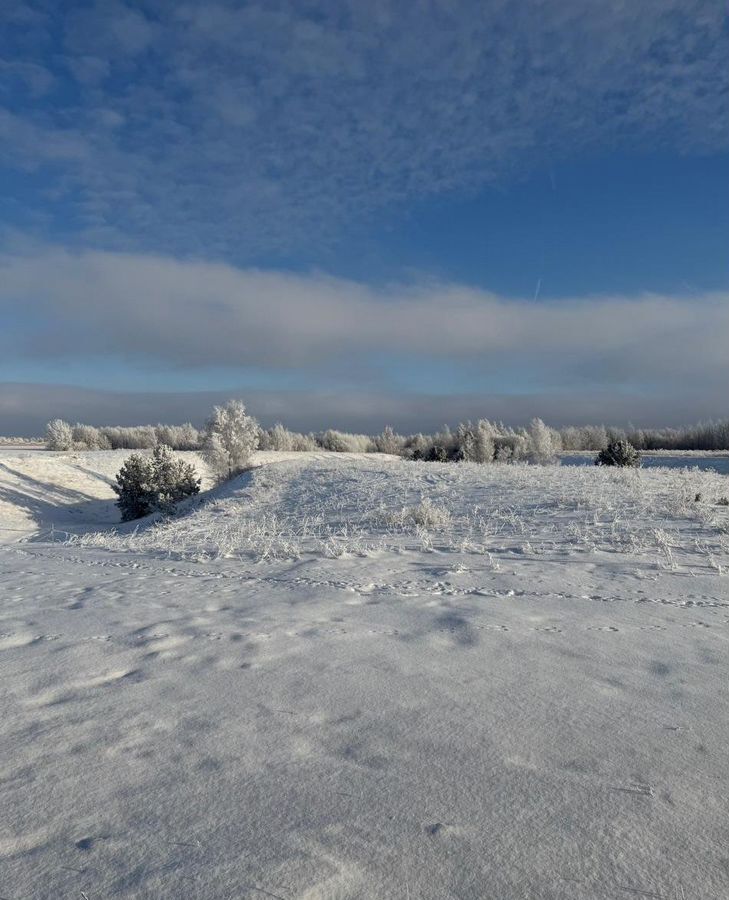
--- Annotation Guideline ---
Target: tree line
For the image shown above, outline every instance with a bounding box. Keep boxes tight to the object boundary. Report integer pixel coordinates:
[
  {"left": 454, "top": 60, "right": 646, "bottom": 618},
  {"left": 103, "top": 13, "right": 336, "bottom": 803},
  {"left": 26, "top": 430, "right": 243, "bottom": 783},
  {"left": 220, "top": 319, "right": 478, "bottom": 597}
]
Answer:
[{"left": 45, "top": 410, "right": 729, "bottom": 459}]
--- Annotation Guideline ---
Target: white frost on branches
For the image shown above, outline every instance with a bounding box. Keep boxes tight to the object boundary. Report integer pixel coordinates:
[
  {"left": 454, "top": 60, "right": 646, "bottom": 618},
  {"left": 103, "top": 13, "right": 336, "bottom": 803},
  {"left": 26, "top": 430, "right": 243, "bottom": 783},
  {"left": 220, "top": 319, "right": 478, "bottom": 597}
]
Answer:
[
  {"left": 527, "top": 417, "right": 558, "bottom": 465},
  {"left": 201, "top": 399, "right": 259, "bottom": 480},
  {"left": 45, "top": 418, "right": 73, "bottom": 451}
]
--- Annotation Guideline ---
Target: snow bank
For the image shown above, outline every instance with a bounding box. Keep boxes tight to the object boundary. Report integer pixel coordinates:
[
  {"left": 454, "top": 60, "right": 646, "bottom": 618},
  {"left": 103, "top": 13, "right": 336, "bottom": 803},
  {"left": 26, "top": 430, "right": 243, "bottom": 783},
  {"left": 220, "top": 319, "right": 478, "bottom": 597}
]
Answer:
[{"left": 1, "top": 453, "right": 728, "bottom": 899}]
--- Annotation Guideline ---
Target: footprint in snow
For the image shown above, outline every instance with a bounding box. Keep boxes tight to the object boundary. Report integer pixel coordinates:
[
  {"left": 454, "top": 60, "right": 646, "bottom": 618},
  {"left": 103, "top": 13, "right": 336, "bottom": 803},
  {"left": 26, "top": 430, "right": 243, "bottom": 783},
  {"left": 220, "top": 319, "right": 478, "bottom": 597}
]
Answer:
[{"left": 0, "top": 632, "right": 43, "bottom": 649}]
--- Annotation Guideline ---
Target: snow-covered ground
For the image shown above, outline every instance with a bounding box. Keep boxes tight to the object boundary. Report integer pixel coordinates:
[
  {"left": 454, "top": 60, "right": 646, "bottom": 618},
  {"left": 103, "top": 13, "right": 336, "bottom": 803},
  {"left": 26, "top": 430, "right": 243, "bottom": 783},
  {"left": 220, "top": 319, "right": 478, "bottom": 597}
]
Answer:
[{"left": 1, "top": 449, "right": 728, "bottom": 899}]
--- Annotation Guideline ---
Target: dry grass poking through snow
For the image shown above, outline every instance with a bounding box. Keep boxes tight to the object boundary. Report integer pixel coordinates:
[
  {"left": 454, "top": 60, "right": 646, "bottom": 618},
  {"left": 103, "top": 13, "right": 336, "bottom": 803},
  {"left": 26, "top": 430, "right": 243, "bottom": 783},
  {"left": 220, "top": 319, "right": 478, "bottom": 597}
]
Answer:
[
  {"left": 66, "top": 457, "right": 729, "bottom": 574},
  {"left": 383, "top": 497, "right": 453, "bottom": 528}
]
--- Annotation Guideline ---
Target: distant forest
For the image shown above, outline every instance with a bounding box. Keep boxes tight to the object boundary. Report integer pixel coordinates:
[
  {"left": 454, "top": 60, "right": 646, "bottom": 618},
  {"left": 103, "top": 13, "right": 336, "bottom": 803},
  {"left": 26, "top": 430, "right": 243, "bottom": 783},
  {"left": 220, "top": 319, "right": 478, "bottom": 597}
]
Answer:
[{"left": 41, "top": 411, "right": 729, "bottom": 460}]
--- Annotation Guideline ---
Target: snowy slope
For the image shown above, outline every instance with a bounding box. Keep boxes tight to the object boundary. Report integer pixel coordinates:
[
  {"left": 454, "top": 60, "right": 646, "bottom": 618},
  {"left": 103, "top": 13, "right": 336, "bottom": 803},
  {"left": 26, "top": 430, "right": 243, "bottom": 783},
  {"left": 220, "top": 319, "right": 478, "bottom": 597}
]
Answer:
[{"left": 1, "top": 453, "right": 728, "bottom": 899}]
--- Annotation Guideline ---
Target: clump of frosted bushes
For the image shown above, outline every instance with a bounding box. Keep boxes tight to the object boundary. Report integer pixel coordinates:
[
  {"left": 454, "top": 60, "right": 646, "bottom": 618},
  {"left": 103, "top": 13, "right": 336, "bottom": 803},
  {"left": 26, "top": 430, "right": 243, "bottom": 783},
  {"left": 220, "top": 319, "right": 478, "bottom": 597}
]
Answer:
[
  {"left": 258, "top": 424, "right": 318, "bottom": 452},
  {"left": 559, "top": 418, "right": 729, "bottom": 452},
  {"left": 41, "top": 407, "right": 729, "bottom": 461},
  {"left": 45, "top": 409, "right": 563, "bottom": 466},
  {"left": 0, "top": 435, "right": 42, "bottom": 444},
  {"left": 45, "top": 419, "right": 201, "bottom": 452},
  {"left": 395, "top": 418, "right": 558, "bottom": 465},
  {"left": 318, "top": 429, "right": 376, "bottom": 453},
  {"left": 373, "top": 426, "right": 407, "bottom": 455},
  {"left": 73, "top": 423, "right": 116, "bottom": 450}
]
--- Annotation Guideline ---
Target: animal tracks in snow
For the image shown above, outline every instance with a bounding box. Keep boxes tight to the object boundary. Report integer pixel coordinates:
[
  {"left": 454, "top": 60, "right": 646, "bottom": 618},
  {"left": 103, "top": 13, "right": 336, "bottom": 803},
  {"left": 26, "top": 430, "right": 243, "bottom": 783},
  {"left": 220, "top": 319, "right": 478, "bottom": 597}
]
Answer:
[
  {"left": 2, "top": 454, "right": 729, "bottom": 899},
  {"left": 0, "top": 631, "right": 43, "bottom": 649}
]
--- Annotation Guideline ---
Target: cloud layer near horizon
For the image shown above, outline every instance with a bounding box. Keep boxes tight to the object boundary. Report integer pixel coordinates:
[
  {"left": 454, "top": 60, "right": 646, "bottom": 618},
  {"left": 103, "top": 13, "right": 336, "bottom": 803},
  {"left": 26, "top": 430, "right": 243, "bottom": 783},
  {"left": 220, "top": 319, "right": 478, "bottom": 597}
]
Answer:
[
  {"left": 2, "top": 382, "right": 729, "bottom": 438},
  {"left": 1, "top": 244, "right": 728, "bottom": 432}
]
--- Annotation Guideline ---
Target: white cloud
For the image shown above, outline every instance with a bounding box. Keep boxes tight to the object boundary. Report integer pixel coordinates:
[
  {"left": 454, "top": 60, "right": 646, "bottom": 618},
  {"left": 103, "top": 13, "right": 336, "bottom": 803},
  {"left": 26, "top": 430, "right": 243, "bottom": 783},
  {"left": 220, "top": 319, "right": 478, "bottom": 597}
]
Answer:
[
  {"left": 1, "top": 0, "right": 727, "bottom": 254},
  {"left": 1, "top": 381, "right": 727, "bottom": 437},
  {"left": 1, "top": 245, "right": 727, "bottom": 402},
  {"left": 0, "top": 110, "right": 89, "bottom": 167}
]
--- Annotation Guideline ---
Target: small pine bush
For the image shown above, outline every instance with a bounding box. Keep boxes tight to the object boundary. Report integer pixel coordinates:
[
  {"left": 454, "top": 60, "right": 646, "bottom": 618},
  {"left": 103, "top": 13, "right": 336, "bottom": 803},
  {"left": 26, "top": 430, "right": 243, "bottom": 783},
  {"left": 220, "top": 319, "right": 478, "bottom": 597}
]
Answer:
[
  {"left": 595, "top": 440, "right": 641, "bottom": 468},
  {"left": 114, "top": 445, "right": 200, "bottom": 521},
  {"left": 427, "top": 445, "right": 449, "bottom": 463}
]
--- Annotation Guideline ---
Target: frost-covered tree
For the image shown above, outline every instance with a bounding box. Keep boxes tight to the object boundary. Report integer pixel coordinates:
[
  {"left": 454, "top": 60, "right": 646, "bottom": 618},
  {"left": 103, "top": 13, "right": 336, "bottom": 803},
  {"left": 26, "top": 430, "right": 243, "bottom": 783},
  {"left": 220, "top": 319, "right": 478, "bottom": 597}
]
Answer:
[
  {"left": 454, "top": 420, "right": 495, "bottom": 463},
  {"left": 527, "top": 418, "right": 556, "bottom": 464},
  {"left": 374, "top": 426, "right": 405, "bottom": 456},
  {"left": 45, "top": 419, "right": 73, "bottom": 451},
  {"left": 595, "top": 440, "right": 641, "bottom": 468},
  {"left": 100, "top": 425, "right": 158, "bottom": 450},
  {"left": 498, "top": 429, "right": 530, "bottom": 461},
  {"left": 494, "top": 443, "right": 513, "bottom": 462},
  {"left": 177, "top": 422, "right": 202, "bottom": 450},
  {"left": 201, "top": 399, "right": 259, "bottom": 480},
  {"left": 266, "top": 423, "right": 295, "bottom": 451},
  {"left": 114, "top": 445, "right": 200, "bottom": 521}
]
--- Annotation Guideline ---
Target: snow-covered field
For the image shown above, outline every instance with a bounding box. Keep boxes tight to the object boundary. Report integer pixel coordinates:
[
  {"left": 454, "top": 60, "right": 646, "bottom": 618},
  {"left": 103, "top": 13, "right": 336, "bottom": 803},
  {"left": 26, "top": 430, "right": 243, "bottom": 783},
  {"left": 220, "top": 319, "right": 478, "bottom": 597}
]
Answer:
[{"left": 1, "top": 449, "right": 729, "bottom": 899}]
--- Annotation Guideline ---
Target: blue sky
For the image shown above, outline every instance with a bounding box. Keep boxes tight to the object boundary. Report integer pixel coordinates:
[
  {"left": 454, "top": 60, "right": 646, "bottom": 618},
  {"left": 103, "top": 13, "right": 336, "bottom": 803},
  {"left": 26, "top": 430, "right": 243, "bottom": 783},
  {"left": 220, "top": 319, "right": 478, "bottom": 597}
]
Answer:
[
  {"left": 1, "top": 0, "right": 728, "bottom": 433},
  {"left": 296, "top": 152, "right": 729, "bottom": 297}
]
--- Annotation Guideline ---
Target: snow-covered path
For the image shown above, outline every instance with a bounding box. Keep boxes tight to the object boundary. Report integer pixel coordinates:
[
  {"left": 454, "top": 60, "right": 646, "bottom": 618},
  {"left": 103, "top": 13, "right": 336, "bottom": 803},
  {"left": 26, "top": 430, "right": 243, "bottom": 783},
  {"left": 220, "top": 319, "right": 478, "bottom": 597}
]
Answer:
[{"left": 1, "top": 453, "right": 728, "bottom": 899}]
